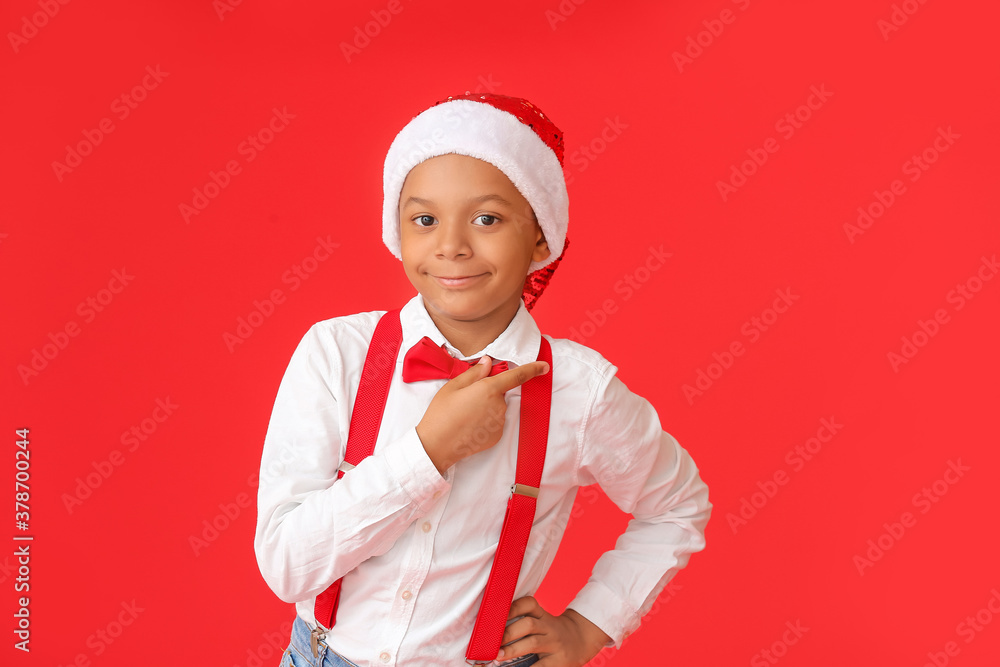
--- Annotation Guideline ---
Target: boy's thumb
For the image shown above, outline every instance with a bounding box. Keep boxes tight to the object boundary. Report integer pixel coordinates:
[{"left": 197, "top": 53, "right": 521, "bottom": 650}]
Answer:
[
  {"left": 449, "top": 355, "right": 492, "bottom": 386},
  {"left": 473, "top": 355, "right": 493, "bottom": 373}
]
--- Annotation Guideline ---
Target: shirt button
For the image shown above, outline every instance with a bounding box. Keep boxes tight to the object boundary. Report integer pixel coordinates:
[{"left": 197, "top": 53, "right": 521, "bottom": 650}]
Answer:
[
  {"left": 432, "top": 490, "right": 442, "bottom": 499},
  {"left": 421, "top": 521, "right": 432, "bottom": 533},
  {"left": 401, "top": 590, "right": 412, "bottom": 600},
  {"left": 379, "top": 651, "right": 391, "bottom": 663}
]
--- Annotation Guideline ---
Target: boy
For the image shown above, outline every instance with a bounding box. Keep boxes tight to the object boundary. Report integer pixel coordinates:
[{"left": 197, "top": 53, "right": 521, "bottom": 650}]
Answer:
[{"left": 254, "top": 93, "right": 711, "bottom": 667}]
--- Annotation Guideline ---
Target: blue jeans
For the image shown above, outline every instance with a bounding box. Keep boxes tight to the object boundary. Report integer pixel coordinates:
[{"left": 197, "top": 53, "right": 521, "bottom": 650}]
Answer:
[{"left": 278, "top": 615, "right": 539, "bottom": 666}]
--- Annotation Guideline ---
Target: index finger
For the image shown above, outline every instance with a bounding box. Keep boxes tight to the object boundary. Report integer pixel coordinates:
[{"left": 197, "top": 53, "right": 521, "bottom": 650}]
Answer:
[{"left": 486, "top": 359, "right": 550, "bottom": 393}]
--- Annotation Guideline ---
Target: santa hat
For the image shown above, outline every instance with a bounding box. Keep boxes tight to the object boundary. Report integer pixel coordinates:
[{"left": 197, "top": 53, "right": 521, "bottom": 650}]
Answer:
[{"left": 382, "top": 92, "right": 570, "bottom": 311}]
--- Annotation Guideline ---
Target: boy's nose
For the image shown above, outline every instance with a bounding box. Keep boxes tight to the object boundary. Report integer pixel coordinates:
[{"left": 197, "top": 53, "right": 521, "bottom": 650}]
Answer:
[{"left": 435, "top": 219, "right": 472, "bottom": 258}]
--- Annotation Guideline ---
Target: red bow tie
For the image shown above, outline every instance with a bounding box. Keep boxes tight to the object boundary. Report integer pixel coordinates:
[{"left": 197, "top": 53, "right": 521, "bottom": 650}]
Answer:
[{"left": 401, "top": 336, "right": 509, "bottom": 382}]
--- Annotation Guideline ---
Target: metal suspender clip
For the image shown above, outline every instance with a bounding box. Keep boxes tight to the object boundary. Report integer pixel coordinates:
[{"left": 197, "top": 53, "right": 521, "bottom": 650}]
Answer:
[
  {"left": 510, "top": 483, "right": 538, "bottom": 498},
  {"left": 338, "top": 461, "right": 355, "bottom": 475},
  {"left": 310, "top": 624, "right": 327, "bottom": 658}
]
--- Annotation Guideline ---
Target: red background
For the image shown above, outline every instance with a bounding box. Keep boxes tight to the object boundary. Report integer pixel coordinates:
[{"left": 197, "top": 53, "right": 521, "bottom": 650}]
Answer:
[{"left": 3, "top": 0, "right": 998, "bottom": 665}]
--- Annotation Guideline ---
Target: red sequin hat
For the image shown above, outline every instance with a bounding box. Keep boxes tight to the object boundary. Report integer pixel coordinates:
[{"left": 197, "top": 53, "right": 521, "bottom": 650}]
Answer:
[{"left": 382, "top": 92, "right": 570, "bottom": 311}]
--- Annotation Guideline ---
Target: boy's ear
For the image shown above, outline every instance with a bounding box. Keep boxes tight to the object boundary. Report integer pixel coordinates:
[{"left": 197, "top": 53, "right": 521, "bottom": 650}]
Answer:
[{"left": 532, "top": 228, "right": 551, "bottom": 263}]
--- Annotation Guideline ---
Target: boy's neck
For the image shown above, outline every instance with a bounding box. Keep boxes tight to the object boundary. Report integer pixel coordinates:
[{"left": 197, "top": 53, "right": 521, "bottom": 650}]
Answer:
[{"left": 420, "top": 296, "right": 521, "bottom": 358}]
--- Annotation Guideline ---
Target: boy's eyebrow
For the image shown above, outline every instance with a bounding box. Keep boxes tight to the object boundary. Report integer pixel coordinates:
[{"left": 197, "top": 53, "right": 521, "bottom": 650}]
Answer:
[{"left": 401, "top": 194, "right": 515, "bottom": 209}]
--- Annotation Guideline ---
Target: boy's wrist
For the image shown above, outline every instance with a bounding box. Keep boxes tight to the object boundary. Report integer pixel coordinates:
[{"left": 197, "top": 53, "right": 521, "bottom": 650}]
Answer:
[
  {"left": 563, "top": 607, "right": 613, "bottom": 647},
  {"left": 565, "top": 584, "right": 633, "bottom": 648},
  {"left": 415, "top": 423, "right": 454, "bottom": 475}
]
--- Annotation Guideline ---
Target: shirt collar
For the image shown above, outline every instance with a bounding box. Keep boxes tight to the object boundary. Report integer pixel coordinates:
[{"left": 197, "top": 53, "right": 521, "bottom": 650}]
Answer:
[{"left": 399, "top": 293, "right": 541, "bottom": 367}]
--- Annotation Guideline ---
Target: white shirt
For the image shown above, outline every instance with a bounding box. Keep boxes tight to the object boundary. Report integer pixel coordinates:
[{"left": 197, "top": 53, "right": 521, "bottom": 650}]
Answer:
[{"left": 254, "top": 293, "right": 711, "bottom": 667}]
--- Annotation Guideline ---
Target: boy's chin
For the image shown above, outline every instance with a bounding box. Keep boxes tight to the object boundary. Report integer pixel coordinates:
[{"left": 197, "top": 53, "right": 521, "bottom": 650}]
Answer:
[
  {"left": 422, "top": 294, "right": 485, "bottom": 319},
  {"left": 420, "top": 291, "right": 518, "bottom": 321}
]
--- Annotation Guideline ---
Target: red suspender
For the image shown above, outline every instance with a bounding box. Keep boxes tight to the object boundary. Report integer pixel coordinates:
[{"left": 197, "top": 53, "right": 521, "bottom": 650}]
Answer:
[
  {"left": 312, "top": 307, "right": 553, "bottom": 664},
  {"left": 465, "top": 333, "right": 552, "bottom": 663},
  {"left": 313, "top": 308, "right": 403, "bottom": 629}
]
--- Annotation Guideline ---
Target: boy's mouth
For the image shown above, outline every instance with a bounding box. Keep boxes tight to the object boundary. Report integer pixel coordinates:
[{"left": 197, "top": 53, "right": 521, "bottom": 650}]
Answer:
[{"left": 431, "top": 273, "right": 486, "bottom": 288}]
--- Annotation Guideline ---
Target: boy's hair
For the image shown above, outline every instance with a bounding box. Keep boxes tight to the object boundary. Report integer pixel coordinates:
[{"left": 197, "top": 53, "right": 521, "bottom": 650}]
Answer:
[{"left": 381, "top": 93, "right": 571, "bottom": 310}]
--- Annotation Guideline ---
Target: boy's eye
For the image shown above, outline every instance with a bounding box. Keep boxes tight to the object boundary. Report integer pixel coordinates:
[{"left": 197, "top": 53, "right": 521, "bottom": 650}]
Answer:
[
  {"left": 473, "top": 214, "right": 499, "bottom": 226},
  {"left": 415, "top": 215, "right": 436, "bottom": 227}
]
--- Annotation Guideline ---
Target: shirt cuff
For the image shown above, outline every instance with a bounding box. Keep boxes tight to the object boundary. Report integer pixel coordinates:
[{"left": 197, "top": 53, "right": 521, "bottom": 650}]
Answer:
[
  {"left": 382, "top": 426, "right": 451, "bottom": 510},
  {"left": 567, "top": 580, "right": 639, "bottom": 649}
]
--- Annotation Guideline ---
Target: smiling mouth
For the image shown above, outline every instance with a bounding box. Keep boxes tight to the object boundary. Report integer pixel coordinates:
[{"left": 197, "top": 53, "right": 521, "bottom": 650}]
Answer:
[{"left": 432, "top": 273, "right": 486, "bottom": 287}]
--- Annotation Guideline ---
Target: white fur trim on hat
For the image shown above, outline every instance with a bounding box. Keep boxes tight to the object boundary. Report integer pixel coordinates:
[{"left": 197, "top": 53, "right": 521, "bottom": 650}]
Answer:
[{"left": 382, "top": 99, "right": 568, "bottom": 274}]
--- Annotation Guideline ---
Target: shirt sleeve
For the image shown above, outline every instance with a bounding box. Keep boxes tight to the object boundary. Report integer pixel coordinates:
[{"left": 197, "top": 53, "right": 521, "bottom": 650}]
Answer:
[
  {"left": 565, "top": 366, "right": 712, "bottom": 647},
  {"left": 253, "top": 323, "right": 451, "bottom": 604}
]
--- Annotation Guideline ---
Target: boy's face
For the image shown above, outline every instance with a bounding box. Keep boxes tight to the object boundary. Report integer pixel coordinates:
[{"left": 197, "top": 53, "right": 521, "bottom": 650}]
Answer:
[{"left": 399, "top": 153, "right": 550, "bottom": 328}]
